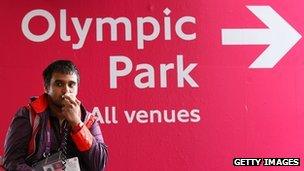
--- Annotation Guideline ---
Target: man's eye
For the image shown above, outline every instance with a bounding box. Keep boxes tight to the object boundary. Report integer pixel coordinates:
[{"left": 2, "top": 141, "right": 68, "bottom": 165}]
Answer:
[
  {"left": 69, "top": 83, "right": 76, "bottom": 88},
  {"left": 56, "top": 82, "right": 63, "bottom": 87}
]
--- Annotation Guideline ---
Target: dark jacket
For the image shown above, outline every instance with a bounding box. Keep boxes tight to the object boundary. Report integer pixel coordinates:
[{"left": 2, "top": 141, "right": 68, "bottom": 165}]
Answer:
[{"left": 3, "top": 94, "right": 108, "bottom": 171}]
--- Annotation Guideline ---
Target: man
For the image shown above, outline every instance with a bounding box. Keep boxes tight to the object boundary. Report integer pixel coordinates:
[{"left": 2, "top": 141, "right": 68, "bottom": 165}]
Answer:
[{"left": 3, "top": 60, "right": 108, "bottom": 171}]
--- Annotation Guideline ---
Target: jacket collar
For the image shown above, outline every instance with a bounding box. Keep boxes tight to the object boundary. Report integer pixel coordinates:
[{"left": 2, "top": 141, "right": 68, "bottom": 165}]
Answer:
[{"left": 30, "top": 93, "right": 48, "bottom": 113}]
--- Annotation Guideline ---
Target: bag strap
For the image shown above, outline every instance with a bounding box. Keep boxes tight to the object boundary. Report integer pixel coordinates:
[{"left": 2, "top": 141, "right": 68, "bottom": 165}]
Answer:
[{"left": 27, "top": 105, "right": 41, "bottom": 156}]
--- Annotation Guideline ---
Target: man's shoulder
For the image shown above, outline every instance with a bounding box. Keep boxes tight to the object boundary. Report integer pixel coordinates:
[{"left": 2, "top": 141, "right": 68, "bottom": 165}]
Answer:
[
  {"left": 13, "top": 94, "right": 48, "bottom": 120},
  {"left": 14, "top": 106, "right": 30, "bottom": 117}
]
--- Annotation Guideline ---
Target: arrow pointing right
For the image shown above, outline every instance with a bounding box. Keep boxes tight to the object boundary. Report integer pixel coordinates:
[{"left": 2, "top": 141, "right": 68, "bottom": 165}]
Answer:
[{"left": 222, "top": 5, "right": 302, "bottom": 68}]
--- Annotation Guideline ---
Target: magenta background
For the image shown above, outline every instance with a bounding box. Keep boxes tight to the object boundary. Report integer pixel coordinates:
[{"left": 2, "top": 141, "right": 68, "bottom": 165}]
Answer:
[{"left": 0, "top": 0, "right": 304, "bottom": 171}]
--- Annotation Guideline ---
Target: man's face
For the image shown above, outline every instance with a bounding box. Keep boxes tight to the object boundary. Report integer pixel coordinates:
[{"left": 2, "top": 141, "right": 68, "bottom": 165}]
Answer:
[{"left": 45, "top": 72, "right": 78, "bottom": 107}]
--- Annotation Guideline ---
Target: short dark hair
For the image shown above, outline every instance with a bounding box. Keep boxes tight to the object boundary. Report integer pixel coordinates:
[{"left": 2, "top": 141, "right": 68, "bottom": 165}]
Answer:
[{"left": 43, "top": 60, "right": 80, "bottom": 87}]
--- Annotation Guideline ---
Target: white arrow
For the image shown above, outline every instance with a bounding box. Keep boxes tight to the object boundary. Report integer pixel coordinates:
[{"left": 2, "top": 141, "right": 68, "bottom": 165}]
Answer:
[{"left": 222, "top": 5, "right": 302, "bottom": 68}]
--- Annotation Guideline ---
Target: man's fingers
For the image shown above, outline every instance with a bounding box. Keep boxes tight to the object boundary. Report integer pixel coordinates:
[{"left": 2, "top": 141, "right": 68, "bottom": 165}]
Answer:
[
  {"left": 62, "top": 95, "right": 77, "bottom": 105},
  {"left": 75, "top": 99, "right": 81, "bottom": 105},
  {"left": 61, "top": 98, "right": 69, "bottom": 106}
]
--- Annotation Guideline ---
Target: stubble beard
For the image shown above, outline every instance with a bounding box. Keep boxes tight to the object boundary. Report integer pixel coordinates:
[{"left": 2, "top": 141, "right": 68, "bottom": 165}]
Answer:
[{"left": 49, "top": 95, "right": 64, "bottom": 110}]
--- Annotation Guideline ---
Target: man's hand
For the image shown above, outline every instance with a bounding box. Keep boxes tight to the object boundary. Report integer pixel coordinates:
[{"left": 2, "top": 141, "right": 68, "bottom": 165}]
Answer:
[{"left": 61, "top": 94, "right": 82, "bottom": 127}]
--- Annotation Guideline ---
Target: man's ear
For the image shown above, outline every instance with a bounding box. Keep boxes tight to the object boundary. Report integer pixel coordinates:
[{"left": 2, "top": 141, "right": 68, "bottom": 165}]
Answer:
[{"left": 44, "top": 86, "right": 49, "bottom": 93}]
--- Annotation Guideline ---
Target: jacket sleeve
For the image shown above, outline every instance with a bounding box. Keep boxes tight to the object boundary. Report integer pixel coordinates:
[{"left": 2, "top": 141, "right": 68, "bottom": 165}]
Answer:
[
  {"left": 70, "top": 119, "right": 108, "bottom": 171},
  {"left": 3, "top": 107, "right": 33, "bottom": 171}
]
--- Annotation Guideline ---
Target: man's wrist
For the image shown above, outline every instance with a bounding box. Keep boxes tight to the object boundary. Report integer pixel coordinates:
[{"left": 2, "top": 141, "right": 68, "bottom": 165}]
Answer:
[{"left": 71, "top": 121, "right": 84, "bottom": 133}]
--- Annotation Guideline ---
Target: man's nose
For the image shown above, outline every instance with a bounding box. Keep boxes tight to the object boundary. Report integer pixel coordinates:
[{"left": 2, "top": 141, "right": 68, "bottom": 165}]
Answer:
[{"left": 61, "top": 85, "right": 70, "bottom": 94}]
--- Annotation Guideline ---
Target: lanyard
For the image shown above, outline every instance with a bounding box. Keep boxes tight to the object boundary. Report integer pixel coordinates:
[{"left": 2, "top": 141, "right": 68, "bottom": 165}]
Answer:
[
  {"left": 43, "top": 117, "right": 68, "bottom": 158},
  {"left": 43, "top": 119, "right": 51, "bottom": 158}
]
